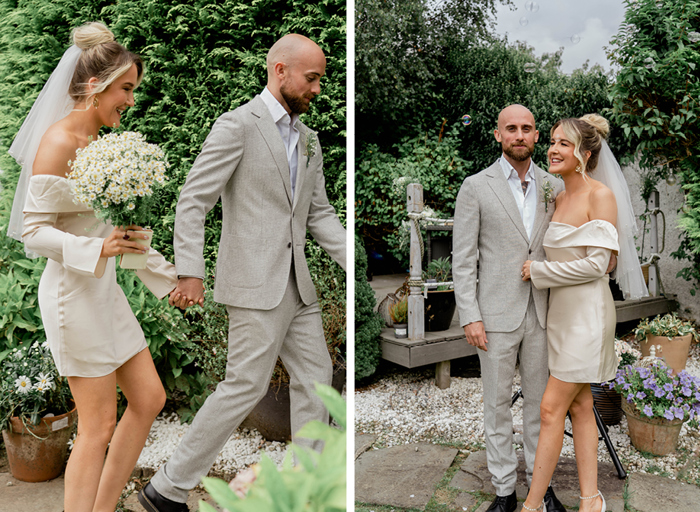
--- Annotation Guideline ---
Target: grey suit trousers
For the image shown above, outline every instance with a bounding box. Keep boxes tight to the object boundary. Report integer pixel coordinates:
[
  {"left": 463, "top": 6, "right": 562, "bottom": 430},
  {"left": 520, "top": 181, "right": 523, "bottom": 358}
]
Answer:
[
  {"left": 150, "top": 270, "right": 332, "bottom": 502},
  {"left": 478, "top": 293, "right": 548, "bottom": 496}
]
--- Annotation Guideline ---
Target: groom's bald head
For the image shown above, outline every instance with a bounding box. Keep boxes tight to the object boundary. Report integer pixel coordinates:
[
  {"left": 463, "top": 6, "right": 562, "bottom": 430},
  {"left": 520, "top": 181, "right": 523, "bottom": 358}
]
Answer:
[{"left": 497, "top": 104, "right": 536, "bottom": 131}]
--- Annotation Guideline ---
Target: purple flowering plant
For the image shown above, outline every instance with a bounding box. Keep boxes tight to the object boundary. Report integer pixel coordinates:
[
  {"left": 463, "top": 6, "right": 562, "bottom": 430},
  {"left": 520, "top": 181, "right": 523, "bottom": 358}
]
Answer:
[{"left": 609, "top": 359, "right": 700, "bottom": 423}]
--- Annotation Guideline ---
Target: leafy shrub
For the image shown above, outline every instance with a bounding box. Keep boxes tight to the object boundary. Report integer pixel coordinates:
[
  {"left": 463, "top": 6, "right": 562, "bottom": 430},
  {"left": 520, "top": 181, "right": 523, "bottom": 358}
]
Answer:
[
  {"left": 201, "top": 383, "right": 346, "bottom": 512},
  {"left": 354, "top": 236, "right": 382, "bottom": 380},
  {"left": 607, "top": 0, "right": 700, "bottom": 295}
]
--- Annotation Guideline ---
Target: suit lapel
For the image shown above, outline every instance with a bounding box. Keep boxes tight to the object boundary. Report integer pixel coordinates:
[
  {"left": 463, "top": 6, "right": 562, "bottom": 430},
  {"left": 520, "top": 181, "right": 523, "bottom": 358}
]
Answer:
[
  {"left": 485, "top": 161, "right": 529, "bottom": 242},
  {"left": 250, "top": 96, "right": 293, "bottom": 207},
  {"left": 530, "top": 166, "right": 546, "bottom": 245}
]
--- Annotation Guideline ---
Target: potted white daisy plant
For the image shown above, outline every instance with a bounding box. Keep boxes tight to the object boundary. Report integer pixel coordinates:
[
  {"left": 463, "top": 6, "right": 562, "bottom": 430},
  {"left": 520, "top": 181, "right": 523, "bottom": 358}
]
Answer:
[
  {"left": 0, "top": 341, "right": 75, "bottom": 482},
  {"left": 67, "top": 131, "right": 170, "bottom": 269}
]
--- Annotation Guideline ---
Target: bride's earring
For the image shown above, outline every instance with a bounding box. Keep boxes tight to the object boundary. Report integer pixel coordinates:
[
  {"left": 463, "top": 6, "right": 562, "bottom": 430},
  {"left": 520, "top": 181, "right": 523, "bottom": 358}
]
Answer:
[
  {"left": 575, "top": 163, "right": 584, "bottom": 174},
  {"left": 92, "top": 96, "right": 99, "bottom": 109}
]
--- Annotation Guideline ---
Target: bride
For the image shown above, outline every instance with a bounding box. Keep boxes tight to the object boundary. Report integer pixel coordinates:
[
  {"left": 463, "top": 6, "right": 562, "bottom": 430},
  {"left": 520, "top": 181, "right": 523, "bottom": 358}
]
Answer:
[
  {"left": 520, "top": 114, "right": 647, "bottom": 512},
  {"left": 8, "top": 22, "right": 178, "bottom": 512}
]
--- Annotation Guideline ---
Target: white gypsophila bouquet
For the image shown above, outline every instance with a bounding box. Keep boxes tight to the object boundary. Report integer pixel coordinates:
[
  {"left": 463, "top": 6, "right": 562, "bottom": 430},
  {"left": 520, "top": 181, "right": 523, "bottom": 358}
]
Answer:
[{"left": 68, "top": 131, "right": 169, "bottom": 228}]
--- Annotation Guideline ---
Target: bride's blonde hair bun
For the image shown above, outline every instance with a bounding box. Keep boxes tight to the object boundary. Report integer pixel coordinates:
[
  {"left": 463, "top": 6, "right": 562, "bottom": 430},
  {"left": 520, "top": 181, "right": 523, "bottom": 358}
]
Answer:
[
  {"left": 68, "top": 22, "right": 143, "bottom": 105},
  {"left": 580, "top": 113, "right": 610, "bottom": 139},
  {"left": 71, "top": 22, "right": 115, "bottom": 50}
]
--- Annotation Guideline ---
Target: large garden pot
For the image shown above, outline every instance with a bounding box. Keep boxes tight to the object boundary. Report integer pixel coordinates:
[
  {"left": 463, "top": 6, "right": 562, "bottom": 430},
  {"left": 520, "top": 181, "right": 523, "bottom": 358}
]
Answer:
[
  {"left": 241, "top": 367, "right": 346, "bottom": 442},
  {"left": 2, "top": 403, "right": 77, "bottom": 482},
  {"left": 622, "top": 400, "right": 683, "bottom": 456},
  {"left": 424, "top": 289, "right": 456, "bottom": 332},
  {"left": 640, "top": 334, "right": 692, "bottom": 375},
  {"left": 591, "top": 383, "right": 623, "bottom": 426}
]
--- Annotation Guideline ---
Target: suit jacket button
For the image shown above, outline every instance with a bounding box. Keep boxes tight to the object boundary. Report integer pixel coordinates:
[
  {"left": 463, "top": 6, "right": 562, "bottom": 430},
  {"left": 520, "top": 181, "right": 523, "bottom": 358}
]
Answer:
[
  {"left": 529, "top": 249, "right": 532, "bottom": 254},
  {"left": 288, "top": 242, "right": 292, "bottom": 248}
]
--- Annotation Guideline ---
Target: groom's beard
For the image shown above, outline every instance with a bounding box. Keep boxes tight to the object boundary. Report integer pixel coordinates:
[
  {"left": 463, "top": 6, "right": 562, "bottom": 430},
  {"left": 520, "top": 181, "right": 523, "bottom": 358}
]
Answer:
[
  {"left": 503, "top": 143, "right": 534, "bottom": 162},
  {"left": 280, "top": 85, "right": 311, "bottom": 115}
]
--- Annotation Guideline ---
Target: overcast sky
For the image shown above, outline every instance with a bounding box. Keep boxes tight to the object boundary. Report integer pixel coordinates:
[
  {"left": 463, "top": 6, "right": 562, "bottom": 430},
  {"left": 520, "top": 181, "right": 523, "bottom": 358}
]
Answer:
[{"left": 494, "top": 0, "right": 628, "bottom": 74}]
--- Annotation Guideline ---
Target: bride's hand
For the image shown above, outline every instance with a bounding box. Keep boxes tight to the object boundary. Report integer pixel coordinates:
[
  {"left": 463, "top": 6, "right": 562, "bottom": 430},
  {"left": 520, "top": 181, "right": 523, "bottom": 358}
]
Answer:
[
  {"left": 100, "top": 225, "right": 149, "bottom": 258},
  {"left": 521, "top": 260, "right": 532, "bottom": 281}
]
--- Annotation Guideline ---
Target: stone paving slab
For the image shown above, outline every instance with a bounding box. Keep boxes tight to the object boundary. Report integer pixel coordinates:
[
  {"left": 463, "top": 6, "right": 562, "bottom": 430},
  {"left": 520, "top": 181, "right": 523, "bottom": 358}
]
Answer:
[
  {"left": 450, "top": 450, "right": 625, "bottom": 511},
  {"left": 355, "top": 442, "right": 459, "bottom": 509},
  {"left": 0, "top": 473, "right": 64, "bottom": 512},
  {"left": 355, "top": 433, "right": 378, "bottom": 460},
  {"left": 627, "top": 472, "right": 700, "bottom": 512},
  {"left": 123, "top": 488, "right": 220, "bottom": 511}
]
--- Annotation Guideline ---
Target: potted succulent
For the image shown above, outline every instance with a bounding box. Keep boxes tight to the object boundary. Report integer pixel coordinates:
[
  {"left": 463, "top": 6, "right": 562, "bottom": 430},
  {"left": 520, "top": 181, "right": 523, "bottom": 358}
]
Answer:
[
  {"left": 635, "top": 313, "right": 699, "bottom": 375},
  {"left": 591, "top": 338, "right": 642, "bottom": 426},
  {"left": 390, "top": 296, "right": 408, "bottom": 339},
  {"left": 609, "top": 355, "right": 700, "bottom": 456},
  {"left": 422, "top": 257, "right": 456, "bottom": 332},
  {"left": 0, "top": 341, "right": 76, "bottom": 482}
]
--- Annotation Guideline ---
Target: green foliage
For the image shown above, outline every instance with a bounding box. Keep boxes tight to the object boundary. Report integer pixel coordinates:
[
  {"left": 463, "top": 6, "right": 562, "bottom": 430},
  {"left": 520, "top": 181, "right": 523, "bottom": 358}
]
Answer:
[
  {"left": 356, "top": 123, "right": 473, "bottom": 265},
  {"left": 354, "top": 236, "right": 382, "bottom": 380},
  {"left": 424, "top": 256, "right": 451, "bottom": 284},
  {"left": 0, "top": 240, "right": 46, "bottom": 348},
  {"left": 0, "top": 0, "right": 346, "bottom": 417},
  {"left": 635, "top": 313, "right": 699, "bottom": 343},
  {"left": 356, "top": 0, "right": 512, "bottom": 144},
  {"left": 200, "top": 384, "right": 346, "bottom": 512},
  {"left": 389, "top": 297, "right": 408, "bottom": 325},
  {"left": 0, "top": 341, "right": 73, "bottom": 431},
  {"left": 607, "top": 0, "right": 700, "bottom": 295}
]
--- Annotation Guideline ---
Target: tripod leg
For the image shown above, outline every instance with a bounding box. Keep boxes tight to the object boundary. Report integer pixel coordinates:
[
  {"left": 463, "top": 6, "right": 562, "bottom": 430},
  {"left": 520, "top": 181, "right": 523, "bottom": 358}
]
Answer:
[
  {"left": 593, "top": 404, "right": 627, "bottom": 479},
  {"left": 511, "top": 388, "right": 523, "bottom": 407}
]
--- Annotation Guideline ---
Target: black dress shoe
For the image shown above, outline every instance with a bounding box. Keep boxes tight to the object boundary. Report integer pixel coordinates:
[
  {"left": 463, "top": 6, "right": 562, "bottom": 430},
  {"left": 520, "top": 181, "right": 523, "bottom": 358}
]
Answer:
[
  {"left": 138, "top": 482, "right": 189, "bottom": 512},
  {"left": 486, "top": 490, "right": 517, "bottom": 512},
  {"left": 544, "top": 486, "right": 566, "bottom": 512}
]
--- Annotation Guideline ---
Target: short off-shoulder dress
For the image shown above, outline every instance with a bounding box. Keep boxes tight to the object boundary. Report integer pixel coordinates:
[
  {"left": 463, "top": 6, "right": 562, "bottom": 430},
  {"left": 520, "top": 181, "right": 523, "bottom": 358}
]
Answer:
[
  {"left": 22, "top": 174, "right": 178, "bottom": 378},
  {"left": 530, "top": 220, "right": 620, "bottom": 383}
]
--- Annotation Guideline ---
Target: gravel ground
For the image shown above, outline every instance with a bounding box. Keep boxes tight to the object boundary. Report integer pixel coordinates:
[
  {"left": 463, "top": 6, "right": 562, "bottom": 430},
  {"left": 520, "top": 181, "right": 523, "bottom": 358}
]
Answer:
[
  {"left": 355, "top": 340, "right": 700, "bottom": 483},
  {"left": 135, "top": 414, "right": 287, "bottom": 476}
]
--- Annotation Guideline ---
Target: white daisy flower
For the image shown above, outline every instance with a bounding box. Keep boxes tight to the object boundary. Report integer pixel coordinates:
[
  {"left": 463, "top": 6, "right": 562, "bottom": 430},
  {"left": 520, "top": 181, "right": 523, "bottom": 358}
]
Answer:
[{"left": 14, "top": 376, "right": 32, "bottom": 393}]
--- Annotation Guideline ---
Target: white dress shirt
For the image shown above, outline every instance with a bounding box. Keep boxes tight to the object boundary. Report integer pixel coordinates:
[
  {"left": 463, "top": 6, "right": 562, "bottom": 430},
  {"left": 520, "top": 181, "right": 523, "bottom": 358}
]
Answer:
[
  {"left": 500, "top": 155, "right": 537, "bottom": 239},
  {"left": 261, "top": 87, "right": 300, "bottom": 199}
]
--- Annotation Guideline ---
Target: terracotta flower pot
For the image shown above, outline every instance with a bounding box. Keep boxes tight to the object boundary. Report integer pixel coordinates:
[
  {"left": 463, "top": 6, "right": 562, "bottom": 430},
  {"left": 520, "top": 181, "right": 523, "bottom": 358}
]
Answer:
[
  {"left": 2, "top": 403, "right": 77, "bottom": 482},
  {"left": 640, "top": 334, "right": 692, "bottom": 375},
  {"left": 622, "top": 400, "right": 683, "bottom": 456},
  {"left": 120, "top": 229, "right": 152, "bottom": 269}
]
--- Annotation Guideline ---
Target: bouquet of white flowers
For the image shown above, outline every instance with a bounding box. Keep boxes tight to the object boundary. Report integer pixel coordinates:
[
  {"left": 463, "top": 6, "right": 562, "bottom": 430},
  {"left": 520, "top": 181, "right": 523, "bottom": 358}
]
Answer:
[{"left": 68, "top": 131, "right": 169, "bottom": 228}]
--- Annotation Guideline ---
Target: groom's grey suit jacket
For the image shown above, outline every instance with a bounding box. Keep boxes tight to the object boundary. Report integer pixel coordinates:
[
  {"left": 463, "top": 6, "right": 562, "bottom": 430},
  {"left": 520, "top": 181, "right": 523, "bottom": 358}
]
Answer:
[
  {"left": 453, "top": 160, "right": 564, "bottom": 332},
  {"left": 173, "top": 95, "right": 346, "bottom": 310}
]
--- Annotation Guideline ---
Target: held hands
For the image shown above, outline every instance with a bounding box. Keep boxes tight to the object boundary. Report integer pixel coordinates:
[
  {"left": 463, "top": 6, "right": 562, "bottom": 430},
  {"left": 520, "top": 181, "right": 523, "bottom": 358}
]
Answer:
[
  {"left": 101, "top": 226, "right": 149, "bottom": 258},
  {"left": 464, "top": 321, "right": 488, "bottom": 352},
  {"left": 521, "top": 260, "right": 532, "bottom": 281},
  {"left": 169, "top": 277, "right": 205, "bottom": 310}
]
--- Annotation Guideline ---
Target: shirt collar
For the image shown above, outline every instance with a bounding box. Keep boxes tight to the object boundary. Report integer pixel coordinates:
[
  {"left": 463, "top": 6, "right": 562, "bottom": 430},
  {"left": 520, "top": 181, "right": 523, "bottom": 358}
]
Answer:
[
  {"left": 261, "top": 87, "right": 299, "bottom": 127},
  {"left": 500, "top": 154, "right": 535, "bottom": 181}
]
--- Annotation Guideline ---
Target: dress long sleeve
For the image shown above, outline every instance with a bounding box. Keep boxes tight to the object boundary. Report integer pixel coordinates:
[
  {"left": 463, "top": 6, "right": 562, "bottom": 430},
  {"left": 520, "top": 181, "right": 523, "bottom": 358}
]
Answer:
[
  {"left": 23, "top": 176, "right": 108, "bottom": 278},
  {"left": 135, "top": 250, "right": 178, "bottom": 300},
  {"left": 530, "top": 245, "right": 612, "bottom": 289}
]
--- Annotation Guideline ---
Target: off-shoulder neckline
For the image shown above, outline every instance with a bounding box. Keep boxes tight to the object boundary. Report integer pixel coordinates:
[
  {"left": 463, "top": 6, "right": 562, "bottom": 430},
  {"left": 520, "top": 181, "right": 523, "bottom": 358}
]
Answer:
[
  {"left": 550, "top": 219, "right": 616, "bottom": 230},
  {"left": 30, "top": 174, "right": 68, "bottom": 180}
]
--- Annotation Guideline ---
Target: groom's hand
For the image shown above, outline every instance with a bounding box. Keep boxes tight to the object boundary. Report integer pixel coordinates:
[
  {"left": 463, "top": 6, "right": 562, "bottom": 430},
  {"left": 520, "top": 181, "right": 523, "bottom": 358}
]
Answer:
[
  {"left": 464, "top": 321, "right": 488, "bottom": 352},
  {"left": 169, "top": 277, "right": 205, "bottom": 309}
]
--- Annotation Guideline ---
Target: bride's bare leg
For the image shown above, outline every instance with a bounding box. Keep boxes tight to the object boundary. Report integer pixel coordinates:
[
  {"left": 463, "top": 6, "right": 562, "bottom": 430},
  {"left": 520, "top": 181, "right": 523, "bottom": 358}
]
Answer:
[
  {"left": 64, "top": 374, "right": 117, "bottom": 512},
  {"left": 570, "top": 385, "right": 604, "bottom": 512},
  {"left": 93, "top": 349, "right": 166, "bottom": 512},
  {"left": 523, "top": 377, "right": 584, "bottom": 510}
]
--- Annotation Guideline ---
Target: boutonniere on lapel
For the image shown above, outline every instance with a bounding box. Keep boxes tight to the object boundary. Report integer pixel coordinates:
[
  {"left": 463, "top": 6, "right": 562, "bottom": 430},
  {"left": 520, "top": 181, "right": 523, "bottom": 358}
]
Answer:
[
  {"left": 541, "top": 180, "right": 555, "bottom": 212},
  {"left": 303, "top": 131, "right": 317, "bottom": 168}
]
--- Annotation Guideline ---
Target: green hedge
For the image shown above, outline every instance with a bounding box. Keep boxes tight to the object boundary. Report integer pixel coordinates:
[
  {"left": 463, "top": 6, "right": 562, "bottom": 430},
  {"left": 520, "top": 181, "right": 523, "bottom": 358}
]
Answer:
[
  {"left": 0, "top": 0, "right": 346, "bottom": 416},
  {"left": 354, "top": 235, "right": 382, "bottom": 380}
]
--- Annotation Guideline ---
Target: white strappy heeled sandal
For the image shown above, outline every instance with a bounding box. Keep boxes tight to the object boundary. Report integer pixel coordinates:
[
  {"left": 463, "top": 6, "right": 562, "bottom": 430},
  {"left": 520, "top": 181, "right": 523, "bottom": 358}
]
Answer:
[{"left": 580, "top": 490, "right": 605, "bottom": 512}]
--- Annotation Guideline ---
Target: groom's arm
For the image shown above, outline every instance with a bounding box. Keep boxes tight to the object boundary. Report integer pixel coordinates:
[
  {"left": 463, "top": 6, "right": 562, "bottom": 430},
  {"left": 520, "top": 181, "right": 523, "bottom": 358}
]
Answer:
[
  {"left": 305, "top": 142, "right": 346, "bottom": 271},
  {"left": 453, "top": 177, "right": 483, "bottom": 328},
  {"left": 174, "top": 112, "right": 244, "bottom": 281}
]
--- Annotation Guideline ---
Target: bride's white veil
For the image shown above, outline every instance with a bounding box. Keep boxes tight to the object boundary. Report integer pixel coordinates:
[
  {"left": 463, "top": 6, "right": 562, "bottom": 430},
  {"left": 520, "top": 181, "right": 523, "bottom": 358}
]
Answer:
[
  {"left": 595, "top": 140, "right": 649, "bottom": 300},
  {"left": 7, "top": 45, "right": 82, "bottom": 242}
]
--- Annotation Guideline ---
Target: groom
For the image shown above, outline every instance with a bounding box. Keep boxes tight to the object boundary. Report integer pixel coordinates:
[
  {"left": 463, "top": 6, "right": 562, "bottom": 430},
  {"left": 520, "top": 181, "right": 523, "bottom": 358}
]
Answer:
[
  {"left": 452, "top": 105, "right": 565, "bottom": 512},
  {"left": 138, "top": 34, "right": 346, "bottom": 511}
]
